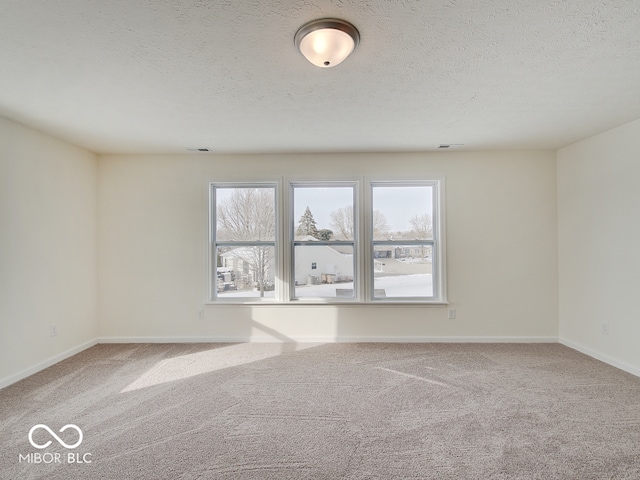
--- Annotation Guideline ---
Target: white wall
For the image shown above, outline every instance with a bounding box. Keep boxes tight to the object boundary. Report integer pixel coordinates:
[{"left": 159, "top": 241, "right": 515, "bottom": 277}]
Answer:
[
  {"left": 0, "top": 117, "right": 98, "bottom": 387},
  {"left": 98, "top": 151, "right": 558, "bottom": 342},
  {"left": 558, "top": 119, "right": 640, "bottom": 375},
  {"left": 5, "top": 112, "right": 639, "bottom": 384}
]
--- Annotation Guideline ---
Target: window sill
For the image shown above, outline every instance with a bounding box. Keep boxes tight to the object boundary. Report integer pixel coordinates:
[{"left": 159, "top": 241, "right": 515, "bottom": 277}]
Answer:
[{"left": 204, "top": 300, "right": 449, "bottom": 307}]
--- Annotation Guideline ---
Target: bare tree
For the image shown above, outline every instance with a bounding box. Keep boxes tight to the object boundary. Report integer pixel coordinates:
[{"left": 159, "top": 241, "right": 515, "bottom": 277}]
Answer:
[
  {"left": 217, "top": 188, "right": 275, "bottom": 296},
  {"left": 409, "top": 213, "right": 432, "bottom": 239},
  {"left": 330, "top": 205, "right": 390, "bottom": 240},
  {"left": 329, "top": 206, "right": 353, "bottom": 240},
  {"left": 408, "top": 213, "right": 432, "bottom": 259},
  {"left": 373, "top": 210, "right": 390, "bottom": 239},
  {"left": 217, "top": 188, "right": 275, "bottom": 241}
]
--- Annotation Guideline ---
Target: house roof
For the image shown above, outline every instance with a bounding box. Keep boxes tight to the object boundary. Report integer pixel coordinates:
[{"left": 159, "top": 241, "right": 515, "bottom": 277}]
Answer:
[
  {"left": 295, "top": 235, "right": 320, "bottom": 242},
  {"left": 1, "top": 1, "right": 639, "bottom": 154}
]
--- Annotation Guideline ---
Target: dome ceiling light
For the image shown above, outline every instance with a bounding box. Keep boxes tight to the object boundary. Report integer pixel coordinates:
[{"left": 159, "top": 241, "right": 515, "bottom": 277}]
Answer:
[{"left": 294, "top": 18, "right": 360, "bottom": 68}]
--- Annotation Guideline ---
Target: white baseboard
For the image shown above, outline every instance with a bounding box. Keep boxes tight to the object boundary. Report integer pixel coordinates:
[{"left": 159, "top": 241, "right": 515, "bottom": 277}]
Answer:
[
  {"left": 335, "top": 336, "right": 559, "bottom": 344},
  {"left": 7, "top": 336, "right": 635, "bottom": 392},
  {"left": 98, "top": 336, "right": 241, "bottom": 343},
  {"left": 0, "top": 338, "right": 98, "bottom": 390},
  {"left": 0, "top": 336, "right": 563, "bottom": 390},
  {"left": 559, "top": 338, "right": 640, "bottom": 378},
  {"left": 98, "top": 335, "right": 559, "bottom": 344}
]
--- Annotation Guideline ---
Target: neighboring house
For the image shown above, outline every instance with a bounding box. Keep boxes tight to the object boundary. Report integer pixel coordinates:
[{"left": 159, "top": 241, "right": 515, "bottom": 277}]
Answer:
[
  {"left": 294, "top": 237, "right": 354, "bottom": 285},
  {"left": 395, "top": 246, "right": 430, "bottom": 258},
  {"left": 374, "top": 246, "right": 431, "bottom": 259},
  {"left": 220, "top": 238, "right": 355, "bottom": 288},
  {"left": 374, "top": 248, "right": 393, "bottom": 259},
  {"left": 219, "top": 246, "right": 275, "bottom": 291}
]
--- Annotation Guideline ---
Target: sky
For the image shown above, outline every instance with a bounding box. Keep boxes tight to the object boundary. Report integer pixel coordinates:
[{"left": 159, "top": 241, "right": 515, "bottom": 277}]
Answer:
[
  {"left": 294, "top": 187, "right": 352, "bottom": 230},
  {"left": 294, "top": 185, "right": 433, "bottom": 232},
  {"left": 215, "top": 184, "right": 434, "bottom": 234}
]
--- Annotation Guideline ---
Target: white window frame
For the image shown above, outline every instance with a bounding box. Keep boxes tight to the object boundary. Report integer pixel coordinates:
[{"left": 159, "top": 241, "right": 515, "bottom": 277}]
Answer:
[
  {"left": 208, "top": 177, "right": 446, "bottom": 304},
  {"left": 368, "top": 179, "right": 446, "bottom": 303},
  {"left": 289, "top": 181, "right": 359, "bottom": 302},
  {"left": 209, "top": 182, "right": 279, "bottom": 302}
]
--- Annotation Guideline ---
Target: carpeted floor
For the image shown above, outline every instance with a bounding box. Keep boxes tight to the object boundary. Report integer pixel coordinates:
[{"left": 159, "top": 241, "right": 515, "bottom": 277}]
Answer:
[{"left": 1, "top": 343, "right": 639, "bottom": 479}]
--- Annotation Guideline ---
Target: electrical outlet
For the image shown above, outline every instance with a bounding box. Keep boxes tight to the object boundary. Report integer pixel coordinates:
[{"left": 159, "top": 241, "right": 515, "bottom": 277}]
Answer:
[
  {"left": 448, "top": 308, "right": 456, "bottom": 320},
  {"left": 50, "top": 325, "right": 57, "bottom": 337},
  {"left": 197, "top": 309, "right": 204, "bottom": 320},
  {"left": 601, "top": 323, "right": 609, "bottom": 335}
]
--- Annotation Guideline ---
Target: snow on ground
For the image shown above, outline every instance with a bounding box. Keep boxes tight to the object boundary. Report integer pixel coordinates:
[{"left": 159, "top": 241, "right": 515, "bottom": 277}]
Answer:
[
  {"left": 219, "top": 274, "right": 433, "bottom": 298},
  {"left": 219, "top": 289, "right": 276, "bottom": 298},
  {"left": 297, "top": 274, "right": 433, "bottom": 297},
  {"left": 374, "top": 274, "right": 433, "bottom": 297},
  {"left": 395, "top": 257, "right": 431, "bottom": 264}
]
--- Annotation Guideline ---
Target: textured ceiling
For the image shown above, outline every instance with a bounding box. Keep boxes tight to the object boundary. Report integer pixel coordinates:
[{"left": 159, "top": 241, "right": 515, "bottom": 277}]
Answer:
[{"left": 1, "top": 0, "right": 639, "bottom": 154}]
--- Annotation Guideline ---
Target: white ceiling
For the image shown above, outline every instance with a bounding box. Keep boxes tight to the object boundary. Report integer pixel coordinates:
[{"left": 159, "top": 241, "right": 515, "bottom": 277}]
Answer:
[{"left": 1, "top": 0, "right": 639, "bottom": 154}]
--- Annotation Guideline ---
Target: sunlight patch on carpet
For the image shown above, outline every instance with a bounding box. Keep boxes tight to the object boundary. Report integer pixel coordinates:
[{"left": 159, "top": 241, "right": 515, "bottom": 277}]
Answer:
[
  {"left": 376, "top": 366, "right": 451, "bottom": 387},
  {"left": 120, "top": 343, "right": 323, "bottom": 392}
]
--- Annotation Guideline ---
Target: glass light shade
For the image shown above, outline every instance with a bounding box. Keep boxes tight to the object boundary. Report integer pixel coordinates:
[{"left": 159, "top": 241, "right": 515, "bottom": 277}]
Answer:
[
  {"left": 295, "top": 19, "right": 359, "bottom": 68},
  {"left": 299, "top": 29, "right": 354, "bottom": 68}
]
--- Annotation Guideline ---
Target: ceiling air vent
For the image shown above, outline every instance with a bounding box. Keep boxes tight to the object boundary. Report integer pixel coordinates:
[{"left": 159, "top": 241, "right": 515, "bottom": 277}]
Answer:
[
  {"left": 438, "top": 144, "right": 464, "bottom": 149},
  {"left": 187, "top": 148, "right": 211, "bottom": 152}
]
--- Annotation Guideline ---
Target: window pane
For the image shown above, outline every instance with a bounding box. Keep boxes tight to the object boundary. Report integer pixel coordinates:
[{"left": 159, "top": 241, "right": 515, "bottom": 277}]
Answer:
[
  {"left": 372, "top": 185, "right": 433, "bottom": 241},
  {"left": 294, "top": 186, "right": 354, "bottom": 240},
  {"left": 373, "top": 245, "right": 433, "bottom": 298},
  {"left": 216, "top": 187, "right": 275, "bottom": 241},
  {"left": 294, "top": 245, "right": 354, "bottom": 298},
  {"left": 216, "top": 246, "right": 275, "bottom": 298}
]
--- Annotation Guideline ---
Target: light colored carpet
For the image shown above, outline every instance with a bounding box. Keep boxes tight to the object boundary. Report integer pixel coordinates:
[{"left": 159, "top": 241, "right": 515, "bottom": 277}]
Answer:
[{"left": 1, "top": 343, "right": 639, "bottom": 479}]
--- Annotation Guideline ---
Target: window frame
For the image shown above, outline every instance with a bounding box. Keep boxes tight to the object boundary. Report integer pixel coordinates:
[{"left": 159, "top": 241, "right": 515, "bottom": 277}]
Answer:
[
  {"left": 208, "top": 177, "right": 446, "bottom": 305},
  {"left": 289, "top": 181, "right": 360, "bottom": 302},
  {"left": 368, "top": 179, "right": 445, "bottom": 303},
  {"left": 209, "top": 182, "right": 279, "bottom": 302}
]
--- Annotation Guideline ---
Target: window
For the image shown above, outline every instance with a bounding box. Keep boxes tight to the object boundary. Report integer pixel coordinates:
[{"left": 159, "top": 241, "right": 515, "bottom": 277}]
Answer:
[
  {"left": 371, "top": 182, "right": 440, "bottom": 300},
  {"left": 292, "top": 183, "right": 357, "bottom": 299},
  {"left": 210, "top": 184, "right": 277, "bottom": 300},
  {"left": 209, "top": 178, "right": 445, "bottom": 303}
]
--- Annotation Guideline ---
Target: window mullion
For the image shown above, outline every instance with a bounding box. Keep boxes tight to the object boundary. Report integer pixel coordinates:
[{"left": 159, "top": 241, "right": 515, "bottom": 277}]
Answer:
[
  {"left": 361, "top": 177, "right": 371, "bottom": 302},
  {"left": 279, "top": 176, "right": 290, "bottom": 302}
]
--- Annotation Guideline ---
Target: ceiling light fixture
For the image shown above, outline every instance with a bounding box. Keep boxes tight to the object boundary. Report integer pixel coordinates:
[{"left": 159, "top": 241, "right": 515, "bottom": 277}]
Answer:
[{"left": 295, "top": 18, "right": 360, "bottom": 68}]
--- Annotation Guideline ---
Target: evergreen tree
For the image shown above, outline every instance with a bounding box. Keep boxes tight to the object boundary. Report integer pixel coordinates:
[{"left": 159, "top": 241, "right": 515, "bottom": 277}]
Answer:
[
  {"left": 296, "top": 206, "right": 319, "bottom": 238},
  {"left": 317, "top": 229, "right": 333, "bottom": 241}
]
